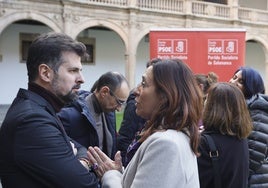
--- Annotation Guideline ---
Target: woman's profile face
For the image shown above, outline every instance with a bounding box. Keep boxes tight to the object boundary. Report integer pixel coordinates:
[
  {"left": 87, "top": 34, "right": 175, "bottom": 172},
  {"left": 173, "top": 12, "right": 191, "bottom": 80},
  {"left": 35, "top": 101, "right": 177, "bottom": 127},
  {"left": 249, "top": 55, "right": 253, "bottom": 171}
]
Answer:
[
  {"left": 229, "top": 70, "right": 244, "bottom": 92},
  {"left": 135, "top": 66, "right": 161, "bottom": 120}
]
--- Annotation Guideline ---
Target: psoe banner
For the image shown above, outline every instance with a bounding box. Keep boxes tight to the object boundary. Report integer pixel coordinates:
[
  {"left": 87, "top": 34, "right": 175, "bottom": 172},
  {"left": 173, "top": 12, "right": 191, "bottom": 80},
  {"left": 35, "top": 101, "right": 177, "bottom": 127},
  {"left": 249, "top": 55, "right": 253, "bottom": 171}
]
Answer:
[{"left": 150, "top": 28, "right": 246, "bottom": 81}]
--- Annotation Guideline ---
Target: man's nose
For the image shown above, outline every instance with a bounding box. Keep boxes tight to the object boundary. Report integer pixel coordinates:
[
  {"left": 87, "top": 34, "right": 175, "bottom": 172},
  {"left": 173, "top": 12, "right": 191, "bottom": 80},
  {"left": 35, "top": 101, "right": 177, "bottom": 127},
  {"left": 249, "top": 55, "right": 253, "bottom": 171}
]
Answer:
[{"left": 78, "top": 72, "right": 85, "bottom": 84}]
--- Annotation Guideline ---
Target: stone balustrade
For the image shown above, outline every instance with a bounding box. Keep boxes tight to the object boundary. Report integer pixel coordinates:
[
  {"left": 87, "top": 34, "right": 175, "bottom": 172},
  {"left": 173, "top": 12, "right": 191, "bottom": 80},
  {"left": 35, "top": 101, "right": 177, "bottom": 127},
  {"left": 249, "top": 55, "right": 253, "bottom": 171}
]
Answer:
[{"left": 69, "top": 0, "right": 268, "bottom": 24}]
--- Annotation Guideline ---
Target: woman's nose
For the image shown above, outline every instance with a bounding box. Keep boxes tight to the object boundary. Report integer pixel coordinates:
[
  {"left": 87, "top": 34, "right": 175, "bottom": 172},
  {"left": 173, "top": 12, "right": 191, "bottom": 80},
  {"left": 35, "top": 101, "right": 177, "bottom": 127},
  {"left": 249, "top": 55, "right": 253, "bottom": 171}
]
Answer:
[
  {"left": 134, "top": 84, "right": 141, "bottom": 96},
  {"left": 229, "top": 78, "right": 235, "bottom": 84}
]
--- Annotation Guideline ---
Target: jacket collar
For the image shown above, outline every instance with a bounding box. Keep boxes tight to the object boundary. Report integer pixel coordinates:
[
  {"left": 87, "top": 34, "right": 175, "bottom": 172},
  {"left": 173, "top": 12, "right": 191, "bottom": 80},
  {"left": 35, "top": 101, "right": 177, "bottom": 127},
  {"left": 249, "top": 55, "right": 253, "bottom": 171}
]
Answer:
[{"left": 28, "top": 82, "right": 64, "bottom": 113}]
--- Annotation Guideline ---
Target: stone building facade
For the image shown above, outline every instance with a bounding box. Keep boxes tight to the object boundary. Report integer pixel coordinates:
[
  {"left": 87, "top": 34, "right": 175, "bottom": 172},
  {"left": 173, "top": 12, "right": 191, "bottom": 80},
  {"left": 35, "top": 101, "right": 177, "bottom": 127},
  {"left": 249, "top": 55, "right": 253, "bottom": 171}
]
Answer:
[{"left": 1, "top": 0, "right": 268, "bottom": 103}]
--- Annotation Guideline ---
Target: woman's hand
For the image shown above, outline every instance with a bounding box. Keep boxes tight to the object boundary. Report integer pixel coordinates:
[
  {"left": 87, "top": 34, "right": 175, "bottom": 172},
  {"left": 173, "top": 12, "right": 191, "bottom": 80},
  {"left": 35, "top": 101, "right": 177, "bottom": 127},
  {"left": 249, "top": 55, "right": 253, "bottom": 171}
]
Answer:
[{"left": 87, "top": 146, "right": 123, "bottom": 178}]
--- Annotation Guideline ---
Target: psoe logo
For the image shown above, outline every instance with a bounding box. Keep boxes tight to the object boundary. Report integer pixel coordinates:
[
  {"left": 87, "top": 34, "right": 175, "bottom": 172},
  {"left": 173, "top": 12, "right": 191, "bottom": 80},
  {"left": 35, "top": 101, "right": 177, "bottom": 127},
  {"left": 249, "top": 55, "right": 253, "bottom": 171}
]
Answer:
[
  {"left": 174, "top": 39, "right": 187, "bottom": 54},
  {"left": 208, "top": 39, "right": 238, "bottom": 54},
  {"left": 158, "top": 39, "right": 172, "bottom": 53},
  {"left": 224, "top": 40, "right": 238, "bottom": 54},
  {"left": 208, "top": 40, "right": 223, "bottom": 54}
]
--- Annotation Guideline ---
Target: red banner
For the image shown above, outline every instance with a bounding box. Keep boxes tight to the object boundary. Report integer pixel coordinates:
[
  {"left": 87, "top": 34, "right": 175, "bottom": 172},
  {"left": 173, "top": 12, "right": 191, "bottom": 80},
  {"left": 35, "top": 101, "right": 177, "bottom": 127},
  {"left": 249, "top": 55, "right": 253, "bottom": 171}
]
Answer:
[{"left": 150, "top": 28, "right": 246, "bottom": 81}]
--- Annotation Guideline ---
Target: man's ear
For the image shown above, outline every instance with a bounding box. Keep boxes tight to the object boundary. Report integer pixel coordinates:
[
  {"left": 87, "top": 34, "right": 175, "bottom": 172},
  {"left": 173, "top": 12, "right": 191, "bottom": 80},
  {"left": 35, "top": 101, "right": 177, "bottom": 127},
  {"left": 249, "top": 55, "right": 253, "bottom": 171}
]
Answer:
[
  {"left": 100, "top": 86, "right": 110, "bottom": 97},
  {"left": 39, "top": 64, "right": 53, "bottom": 82}
]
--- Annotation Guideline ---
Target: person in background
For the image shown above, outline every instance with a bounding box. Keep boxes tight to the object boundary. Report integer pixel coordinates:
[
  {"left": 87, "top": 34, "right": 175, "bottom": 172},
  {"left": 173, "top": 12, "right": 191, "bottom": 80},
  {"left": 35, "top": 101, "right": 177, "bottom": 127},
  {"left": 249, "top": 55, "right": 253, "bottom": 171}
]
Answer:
[
  {"left": 229, "top": 67, "right": 268, "bottom": 188},
  {"left": 0, "top": 32, "right": 99, "bottom": 187},
  {"left": 198, "top": 82, "right": 252, "bottom": 188},
  {"left": 195, "top": 72, "right": 219, "bottom": 131},
  {"left": 195, "top": 72, "right": 218, "bottom": 101},
  {"left": 58, "top": 71, "right": 130, "bottom": 159},
  {"left": 87, "top": 58, "right": 203, "bottom": 188},
  {"left": 117, "top": 58, "right": 160, "bottom": 167}
]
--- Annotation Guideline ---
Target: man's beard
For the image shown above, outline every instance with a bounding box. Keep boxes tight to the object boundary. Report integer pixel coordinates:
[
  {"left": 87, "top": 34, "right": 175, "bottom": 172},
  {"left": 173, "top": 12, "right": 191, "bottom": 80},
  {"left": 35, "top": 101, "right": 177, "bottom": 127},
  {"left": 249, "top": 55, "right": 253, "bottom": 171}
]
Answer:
[
  {"left": 51, "top": 74, "right": 80, "bottom": 104},
  {"left": 60, "top": 91, "right": 79, "bottom": 104}
]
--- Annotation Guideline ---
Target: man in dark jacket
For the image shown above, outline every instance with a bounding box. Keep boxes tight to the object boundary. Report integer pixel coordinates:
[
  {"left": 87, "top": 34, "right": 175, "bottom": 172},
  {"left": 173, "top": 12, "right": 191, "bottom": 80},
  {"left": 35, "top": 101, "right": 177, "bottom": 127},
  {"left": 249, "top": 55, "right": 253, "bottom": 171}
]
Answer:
[
  {"left": 58, "top": 71, "right": 130, "bottom": 159},
  {"left": 0, "top": 32, "right": 99, "bottom": 187}
]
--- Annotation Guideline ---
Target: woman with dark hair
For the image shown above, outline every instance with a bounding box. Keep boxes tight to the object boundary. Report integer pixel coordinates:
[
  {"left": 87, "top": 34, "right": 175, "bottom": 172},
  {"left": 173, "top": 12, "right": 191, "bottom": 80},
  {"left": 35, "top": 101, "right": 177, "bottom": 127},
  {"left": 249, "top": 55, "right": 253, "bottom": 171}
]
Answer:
[
  {"left": 198, "top": 82, "right": 252, "bottom": 188},
  {"left": 87, "top": 59, "right": 203, "bottom": 188},
  {"left": 230, "top": 67, "right": 265, "bottom": 99},
  {"left": 229, "top": 67, "right": 268, "bottom": 188},
  {"left": 117, "top": 58, "right": 161, "bottom": 167}
]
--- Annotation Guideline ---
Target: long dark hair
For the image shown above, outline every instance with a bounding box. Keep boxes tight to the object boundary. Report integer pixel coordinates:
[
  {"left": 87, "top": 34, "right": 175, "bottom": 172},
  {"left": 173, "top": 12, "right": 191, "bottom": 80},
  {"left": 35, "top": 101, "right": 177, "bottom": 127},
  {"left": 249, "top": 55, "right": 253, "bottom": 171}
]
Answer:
[
  {"left": 140, "top": 59, "right": 203, "bottom": 155},
  {"left": 203, "top": 82, "right": 252, "bottom": 139}
]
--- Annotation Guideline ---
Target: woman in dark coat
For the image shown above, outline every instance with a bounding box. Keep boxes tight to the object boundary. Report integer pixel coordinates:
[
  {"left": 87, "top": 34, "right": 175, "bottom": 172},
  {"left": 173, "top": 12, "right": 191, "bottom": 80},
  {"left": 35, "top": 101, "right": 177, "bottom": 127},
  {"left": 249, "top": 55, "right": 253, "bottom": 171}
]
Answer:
[
  {"left": 230, "top": 67, "right": 268, "bottom": 188},
  {"left": 198, "top": 82, "right": 252, "bottom": 188}
]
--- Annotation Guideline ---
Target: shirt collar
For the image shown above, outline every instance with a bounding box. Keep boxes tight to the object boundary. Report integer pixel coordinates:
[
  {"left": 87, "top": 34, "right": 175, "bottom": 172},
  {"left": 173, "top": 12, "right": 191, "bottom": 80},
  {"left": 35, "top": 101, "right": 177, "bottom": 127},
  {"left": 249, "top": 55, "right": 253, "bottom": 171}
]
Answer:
[{"left": 28, "top": 82, "right": 64, "bottom": 112}]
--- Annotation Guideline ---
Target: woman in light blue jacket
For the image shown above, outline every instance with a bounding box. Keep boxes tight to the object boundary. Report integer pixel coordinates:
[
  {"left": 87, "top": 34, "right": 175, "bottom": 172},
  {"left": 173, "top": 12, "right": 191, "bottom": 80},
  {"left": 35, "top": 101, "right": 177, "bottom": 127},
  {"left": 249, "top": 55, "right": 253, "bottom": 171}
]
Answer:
[{"left": 88, "top": 59, "right": 203, "bottom": 188}]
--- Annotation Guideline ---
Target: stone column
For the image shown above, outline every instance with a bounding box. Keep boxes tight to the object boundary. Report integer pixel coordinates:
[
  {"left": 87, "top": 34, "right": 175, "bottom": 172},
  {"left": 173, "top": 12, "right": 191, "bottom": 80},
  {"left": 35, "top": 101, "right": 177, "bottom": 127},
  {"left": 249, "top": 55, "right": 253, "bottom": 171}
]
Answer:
[
  {"left": 61, "top": 3, "right": 80, "bottom": 38},
  {"left": 128, "top": 0, "right": 136, "bottom": 7},
  {"left": 184, "top": 0, "right": 193, "bottom": 28},
  {"left": 126, "top": 10, "right": 138, "bottom": 89},
  {"left": 229, "top": 0, "right": 239, "bottom": 20}
]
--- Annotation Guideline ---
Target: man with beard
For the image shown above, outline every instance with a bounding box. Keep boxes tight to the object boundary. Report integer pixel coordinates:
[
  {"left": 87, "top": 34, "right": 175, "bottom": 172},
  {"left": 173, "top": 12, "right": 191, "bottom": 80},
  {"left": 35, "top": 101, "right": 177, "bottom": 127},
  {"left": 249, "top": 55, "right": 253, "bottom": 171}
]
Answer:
[{"left": 0, "top": 32, "right": 99, "bottom": 188}]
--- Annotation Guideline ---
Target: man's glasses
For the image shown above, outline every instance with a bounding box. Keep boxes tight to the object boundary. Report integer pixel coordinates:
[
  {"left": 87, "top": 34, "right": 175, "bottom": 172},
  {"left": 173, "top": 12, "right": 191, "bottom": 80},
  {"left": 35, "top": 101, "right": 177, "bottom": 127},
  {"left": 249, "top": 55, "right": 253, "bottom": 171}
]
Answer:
[{"left": 109, "top": 89, "right": 126, "bottom": 106}]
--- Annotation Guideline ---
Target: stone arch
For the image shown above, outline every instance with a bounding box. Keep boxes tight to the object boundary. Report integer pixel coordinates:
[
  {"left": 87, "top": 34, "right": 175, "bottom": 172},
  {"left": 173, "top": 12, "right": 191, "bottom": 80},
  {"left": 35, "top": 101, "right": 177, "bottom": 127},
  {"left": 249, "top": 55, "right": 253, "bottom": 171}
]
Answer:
[
  {"left": 70, "top": 19, "right": 127, "bottom": 50},
  {"left": 0, "top": 11, "right": 62, "bottom": 34},
  {"left": 131, "top": 27, "right": 151, "bottom": 55},
  {"left": 245, "top": 34, "right": 268, "bottom": 90},
  {"left": 246, "top": 34, "right": 268, "bottom": 61},
  {"left": 131, "top": 25, "right": 170, "bottom": 55}
]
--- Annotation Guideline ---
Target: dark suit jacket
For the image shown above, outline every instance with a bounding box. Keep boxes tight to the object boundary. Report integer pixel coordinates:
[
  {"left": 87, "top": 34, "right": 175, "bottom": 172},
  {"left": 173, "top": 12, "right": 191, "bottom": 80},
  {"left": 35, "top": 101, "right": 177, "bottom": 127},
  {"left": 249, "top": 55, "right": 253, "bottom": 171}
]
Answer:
[
  {"left": 0, "top": 89, "right": 98, "bottom": 188},
  {"left": 58, "top": 91, "right": 117, "bottom": 159}
]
